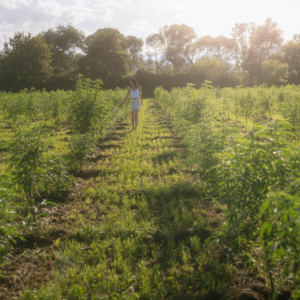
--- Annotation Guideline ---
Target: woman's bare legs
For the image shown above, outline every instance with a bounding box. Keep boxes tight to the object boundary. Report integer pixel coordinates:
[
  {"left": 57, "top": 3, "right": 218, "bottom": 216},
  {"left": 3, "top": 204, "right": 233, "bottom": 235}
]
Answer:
[
  {"left": 131, "top": 109, "right": 140, "bottom": 131},
  {"left": 131, "top": 111, "right": 135, "bottom": 130},
  {"left": 134, "top": 109, "right": 139, "bottom": 131}
]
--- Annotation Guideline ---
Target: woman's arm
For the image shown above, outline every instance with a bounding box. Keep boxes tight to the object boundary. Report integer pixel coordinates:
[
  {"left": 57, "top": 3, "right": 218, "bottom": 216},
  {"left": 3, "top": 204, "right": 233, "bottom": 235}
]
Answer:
[
  {"left": 139, "top": 87, "right": 143, "bottom": 105},
  {"left": 120, "top": 89, "right": 131, "bottom": 106}
]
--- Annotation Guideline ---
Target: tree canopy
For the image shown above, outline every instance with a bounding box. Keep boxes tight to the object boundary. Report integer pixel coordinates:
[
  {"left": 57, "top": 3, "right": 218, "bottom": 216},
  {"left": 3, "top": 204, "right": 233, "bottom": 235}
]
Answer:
[
  {"left": 41, "top": 24, "right": 85, "bottom": 76},
  {"left": 0, "top": 18, "right": 299, "bottom": 92},
  {"left": 78, "top": 28, "right": 128, "bottom": 89},
  {"left": 0, "top": 32, "right": 52, "bottom": 92},
  {"left": 124, "top": 35, "right": 144, "bottom": 72},
  {"left": 284, "top": 34, "right": 300, "bottom": 85}
]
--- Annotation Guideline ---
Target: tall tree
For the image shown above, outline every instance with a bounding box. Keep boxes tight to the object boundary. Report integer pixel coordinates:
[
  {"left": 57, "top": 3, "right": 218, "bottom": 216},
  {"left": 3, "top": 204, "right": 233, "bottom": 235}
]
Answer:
[
  {"left": 160, "top": 24, "right": 196, "bottom": 74},
  {"left": 0, "top": 32, "right": 52, "bottom": 92},
  {"left": 245, "top": 18, "right": 283, "bottom": 85},
  {"left": 210, "top": 36, "right": 236, "bottom": 62},
  {"left": 146, "top": 33, "right": 165, "bottom": 74},
  {"left": 40, "top": 24, "right": 85, "bottom": 76},
  {"left": 251, "top": 18, "right": 283, "bottom": 61},
  {"left": 78, "top": 28, "right": 128, "bottom": 88},
  {"left": 124, "top": 35, "right": 144, "bottom": 73},
  {"left": 284, "top": 34, "right": 300, "bottom": 84},
  {"left": 231, "top": 23, "right": 251, "bottom": 75},
  {"left": 142, "top": 57, "right": 156, "bottom": 73},
  {"left": 182, "top": 35, "right": 213, "bottom": 64}
]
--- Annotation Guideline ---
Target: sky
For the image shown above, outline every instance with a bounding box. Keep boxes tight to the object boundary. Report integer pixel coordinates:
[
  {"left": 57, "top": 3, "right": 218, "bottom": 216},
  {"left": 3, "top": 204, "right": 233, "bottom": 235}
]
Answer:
[{"left": 0, "top": 0, "right": 299, "bottom": 51}]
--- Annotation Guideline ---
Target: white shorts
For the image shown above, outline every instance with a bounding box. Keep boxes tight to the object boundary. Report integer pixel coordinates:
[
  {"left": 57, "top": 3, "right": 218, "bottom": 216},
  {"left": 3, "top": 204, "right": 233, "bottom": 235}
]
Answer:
[{"left": 130, "top": 99, "right": 141, "bottom": 111}]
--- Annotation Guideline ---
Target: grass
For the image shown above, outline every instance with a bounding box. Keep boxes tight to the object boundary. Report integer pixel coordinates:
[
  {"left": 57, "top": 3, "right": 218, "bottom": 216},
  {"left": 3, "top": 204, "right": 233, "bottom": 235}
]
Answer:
[{"left": 0, "top": 99, "right": 238, "bottom": 299}]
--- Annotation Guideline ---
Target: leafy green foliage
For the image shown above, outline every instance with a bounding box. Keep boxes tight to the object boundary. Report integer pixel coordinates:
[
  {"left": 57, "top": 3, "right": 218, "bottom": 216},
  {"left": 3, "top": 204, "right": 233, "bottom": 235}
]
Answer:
[
  {"left": 0, "top": 77, "right": 127, "bottom": 286},
  {"left": 68, "top": 133, "right": 97, "bottom": 170},
  {"left": 259, "top": 190, "right": 300, "bottom": 298},
  {"left": 0, "top": 174, "right": 25, "bottom": 278},
  {"left": 218, "top": 121, "right": 297, "bottom": 249},
  {"left": 0, "top": 32, "right": 53, "bottom": 92},
  {"left": 78, "top": 28, "right": 128, "bottom": 89},
  {"left": 15, "top": 99, "right": 234, "bottom": 300},
  {"left": 261, "top": 59, "right": 289, "bottom": 86},
  {"left": 8, "top": 127, "right": 49, "bottom": 203},
  {"left": 68, "top": 75, "right": 102, "bottom": 133},
  {"left": 155, "top": 83, "right": 300, "bottom": 297},
  {"left": 41, "top": 24, "right": 85, "bottom": 77},
  {"left": 44, "top": 154, "right": 74, "bottom": 194}
]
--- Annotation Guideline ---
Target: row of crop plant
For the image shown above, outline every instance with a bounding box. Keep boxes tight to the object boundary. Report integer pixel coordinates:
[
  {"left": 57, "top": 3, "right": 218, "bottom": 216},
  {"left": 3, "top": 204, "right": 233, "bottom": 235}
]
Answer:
[
  {"left": 155, "top": 82, "right": 300, "bottom": 299},
  {"left": 0, "top": 75, "right": 127, "bottom": 278}
]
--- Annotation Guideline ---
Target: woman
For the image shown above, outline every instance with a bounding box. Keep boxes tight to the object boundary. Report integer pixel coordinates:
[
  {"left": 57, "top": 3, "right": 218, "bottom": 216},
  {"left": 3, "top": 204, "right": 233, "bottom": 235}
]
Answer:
[{"left": 121, "top": 78, "right": 143, "bottom": 131}]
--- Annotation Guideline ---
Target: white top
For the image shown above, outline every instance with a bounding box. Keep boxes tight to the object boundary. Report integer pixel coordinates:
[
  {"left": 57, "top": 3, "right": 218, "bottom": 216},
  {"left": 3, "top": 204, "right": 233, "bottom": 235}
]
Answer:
[{"left": 131, "top": 88, "right": 139, "bottom": 99}]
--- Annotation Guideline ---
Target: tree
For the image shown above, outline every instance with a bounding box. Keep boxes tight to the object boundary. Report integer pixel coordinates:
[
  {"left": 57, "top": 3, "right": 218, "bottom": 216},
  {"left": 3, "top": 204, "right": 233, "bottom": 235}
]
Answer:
[
  {"left": 160, "top": 24, "right": 196, "bottom": 74},
  {"left": 136, "top": 57, "right": 156, "bottom": 73},
  {"left": 146, "top": 33, "right": 165, "bottom": 74},
  {"left": 284, "top": 34, "right": 300, "bottom": 84},
  {"left": 245, "top": 19, "right": 283, "bottom": 85},
  {"left": 210, "top": 36, "right": 236, "bottom": 62},
  {"left": 78, "top": 28, "right": 128, "bottom": 89},
  {"left": 182, "top": 35, "right": 213, "bottom": 64},
  {"left": 231, "top": 23, "right": 251, "bottom": 74},
  {"left": 187, "top": 57, "right": 230, "bottom": 84},
  {"left": 251, "top": 18, "right": 283, "bottom": 61},
  {"left": 0, "top": 32, "right": 52, "bottom": 92},
  {"left": 40, "top": 24, "right": 85, "bottom": 76},
  {"left": 261, "top": 59, "right": 289, "bottom": 86},
  {"left": 124, "top": 35, "right": 144, "bottom": 73}
]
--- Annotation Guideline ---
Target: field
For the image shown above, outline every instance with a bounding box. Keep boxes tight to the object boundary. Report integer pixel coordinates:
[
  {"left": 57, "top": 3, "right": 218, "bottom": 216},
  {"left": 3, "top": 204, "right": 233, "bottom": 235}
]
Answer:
[{"left": 1, "top": 79, "right": 300, "bottom": 299}]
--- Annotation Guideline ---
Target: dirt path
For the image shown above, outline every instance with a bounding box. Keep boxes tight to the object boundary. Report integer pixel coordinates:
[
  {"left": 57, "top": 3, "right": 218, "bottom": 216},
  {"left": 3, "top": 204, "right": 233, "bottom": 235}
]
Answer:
[{"left": 0, "top": 99, "right": 271, "bottom": 300}]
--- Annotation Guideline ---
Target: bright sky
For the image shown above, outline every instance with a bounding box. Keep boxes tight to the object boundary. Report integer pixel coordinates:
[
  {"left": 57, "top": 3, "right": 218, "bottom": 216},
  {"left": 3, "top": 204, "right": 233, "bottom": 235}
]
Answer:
[{"left": 0, "top": 0, "right": 299, "bottom": 50}]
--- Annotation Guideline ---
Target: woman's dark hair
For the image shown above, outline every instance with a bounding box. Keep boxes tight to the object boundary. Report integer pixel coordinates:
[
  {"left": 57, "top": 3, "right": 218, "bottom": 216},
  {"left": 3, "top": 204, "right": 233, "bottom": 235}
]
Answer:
[{"left": 129, "top": 78, "right": 140, "bottom": 88}]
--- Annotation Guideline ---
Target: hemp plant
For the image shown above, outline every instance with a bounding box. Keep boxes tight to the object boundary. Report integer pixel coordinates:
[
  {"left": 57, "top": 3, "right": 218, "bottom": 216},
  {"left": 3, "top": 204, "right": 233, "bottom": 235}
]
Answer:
[
  {"left": 259, "top": 188, "right": 300, "bottom": 299},
  {"left": 239, "top": 91, "right": 255, "bottom": 131},
  {"left": 69, "top": 75, "right": 103, "bottom": 134},
  {"left": 68, "top": 133, "right": 97, "bottom": 171},
  {"left": 0, "top": 174, "right": 25, "bottom": 278},
  {"left": 216, "top": 120, "right": 298, "bottom": 295},
  {"left": 43, "top": 154, "right": 74, "bottom": 195},
  {"left": 7, "top": 127, "right": 49, "bottom": 223},
  {"left": 51, "top": 93, "right": 60, "bottom": 128}
]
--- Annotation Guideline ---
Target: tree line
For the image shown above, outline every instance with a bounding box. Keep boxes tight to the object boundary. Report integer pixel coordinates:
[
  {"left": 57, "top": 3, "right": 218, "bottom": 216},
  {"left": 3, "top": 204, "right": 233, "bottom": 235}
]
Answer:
[{"left": 0, "top": 19, "right": 299, "bottom": 95}]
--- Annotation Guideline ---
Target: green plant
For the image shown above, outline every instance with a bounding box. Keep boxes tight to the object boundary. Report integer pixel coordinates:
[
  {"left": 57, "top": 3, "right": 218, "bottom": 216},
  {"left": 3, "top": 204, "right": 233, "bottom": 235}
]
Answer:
[
  {"left": 215, "top": 86, "right": 222, "bottom": 99},
  {"left": 218, "top": 121, "right": 294, "bottom": 239},
  {"left": 154, "top": 84, "right": 300, "bottom": 297},
  {"left": 281, "top": 92, "right": 300, "bottom": 140},
  {"left": 7, "top": 127, "right": 50, "bottom": 222},
  {"left": 50, "top": 92, "right": 60, "bottom": 128},
  {"left": 258, "top": 88, "right": 275, "bottom": 120},
  {"left": 257, "top": 190, "right": 300, "bottom": 298},
  {"left": 0, "top": 174, "right": 25, "bottom": 278},
  {"left": 25, "top": 88, "right": 36, "bottom": 121},
  {"left": 239, "top": 91, "right": 255, "bottom": 130},
  {"left": 69, "top": 75, "right": 104, "bottom": 134},
  {"left": 44, "top": 154, "right": 74, "bottom": 194},
  {"left": 68, "top": 133, "right": 97, "bottom": 170}
]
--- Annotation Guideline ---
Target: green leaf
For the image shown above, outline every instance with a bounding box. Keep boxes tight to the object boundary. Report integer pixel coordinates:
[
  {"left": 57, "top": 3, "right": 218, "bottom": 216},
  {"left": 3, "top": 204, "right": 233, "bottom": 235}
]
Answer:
[
  {"left": 259, "top": 222, "right": 272, "bottom": 238},
  {"left": 45, "top": 201, "right": 60, "bottom": 207},
  {"left": 37, "top": 213, "right": 49, "bottom": 220}
]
